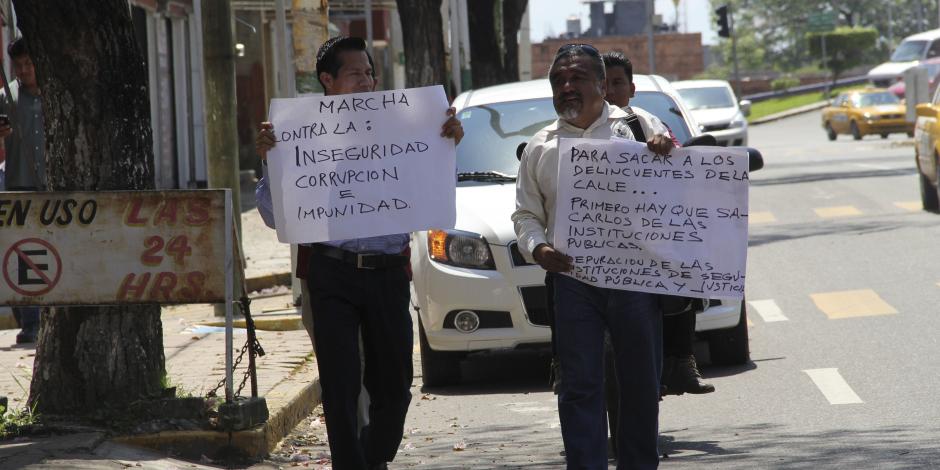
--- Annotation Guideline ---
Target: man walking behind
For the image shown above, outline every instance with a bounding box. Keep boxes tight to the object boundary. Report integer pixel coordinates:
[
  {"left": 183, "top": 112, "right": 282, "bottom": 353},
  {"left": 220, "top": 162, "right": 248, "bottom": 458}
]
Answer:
[
  {"left": 0, "top": 37, "right": 44, "bottom": 344},
  {"left": 512, "top": 44, "right": 672, "bottom": 469}
]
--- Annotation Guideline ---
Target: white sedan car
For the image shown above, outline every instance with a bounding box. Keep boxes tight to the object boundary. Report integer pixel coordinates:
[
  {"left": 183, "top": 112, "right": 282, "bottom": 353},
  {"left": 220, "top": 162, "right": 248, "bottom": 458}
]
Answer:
[
  {"left": 411, "top": 76, "right": 749, "bottom": 386},
  {"left": 672, "top": 79, "right": 750, "bottom": 147}
]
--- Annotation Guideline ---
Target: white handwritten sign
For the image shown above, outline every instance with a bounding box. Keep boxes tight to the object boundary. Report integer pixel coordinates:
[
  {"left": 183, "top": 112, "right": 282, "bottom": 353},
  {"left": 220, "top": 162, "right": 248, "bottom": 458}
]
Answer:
[
  {"left": 553, "top": 138, "right": 749, "bottom": 299},
  {"left": 267, "top": 85, "right": 457, "bottom": 243}
]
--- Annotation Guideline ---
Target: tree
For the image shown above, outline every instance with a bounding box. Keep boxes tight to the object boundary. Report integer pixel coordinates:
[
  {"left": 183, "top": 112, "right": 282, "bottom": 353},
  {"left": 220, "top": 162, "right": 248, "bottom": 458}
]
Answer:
[
  {"left": 468, "top": 0, "right": 528, "bottom": 88},
  {"left": 13, "top": 0, "right": 165, "bottom": 415},
  {"left": 808, "top": 27, "right": 878, "bottom": 85},
  {"left": 396, "top": 0, "right": 447, "bottom": 88}
]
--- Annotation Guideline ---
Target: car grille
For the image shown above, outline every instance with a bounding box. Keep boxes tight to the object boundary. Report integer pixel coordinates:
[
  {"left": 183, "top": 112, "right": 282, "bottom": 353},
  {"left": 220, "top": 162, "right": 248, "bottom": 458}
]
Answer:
[
  {"left": 519, "top": 285, "right": 551, "bottom": 326},
  {"left": 881, "top": 114, "right": 903, "bottom": 120},
  {"left": 702, "top": 123, "right": 730, "bottom": 132},
  {"left": 508, "top": 241, "right": 536, "bottom": 267}
]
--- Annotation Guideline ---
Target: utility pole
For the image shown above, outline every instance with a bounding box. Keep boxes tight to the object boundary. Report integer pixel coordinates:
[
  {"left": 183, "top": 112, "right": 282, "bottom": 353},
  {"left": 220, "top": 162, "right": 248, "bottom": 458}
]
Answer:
[
  {"left": 647, "top": 0, "right": 656, "bottom": 74},
  {"left": 202, "top": 0, "right": 244, "bottom": 315}
]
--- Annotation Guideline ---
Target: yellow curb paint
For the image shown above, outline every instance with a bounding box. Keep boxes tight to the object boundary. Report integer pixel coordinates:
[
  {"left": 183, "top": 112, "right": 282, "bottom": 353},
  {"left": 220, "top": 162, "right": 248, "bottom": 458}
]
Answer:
[
  {"left": 200, "top": 315, "right": 303, "bottom": 331},
  {"left": 814, "top": 206, "right": 862, "bottom": 218},
  {"left": 894, "top": 201, "right": 922, "bottom": 211},
  {"left": 810, "top": 289, "right": 898, "bottom": 319},
  {"left": 748, "top": 211, "right": 777, "bottom": 224}
]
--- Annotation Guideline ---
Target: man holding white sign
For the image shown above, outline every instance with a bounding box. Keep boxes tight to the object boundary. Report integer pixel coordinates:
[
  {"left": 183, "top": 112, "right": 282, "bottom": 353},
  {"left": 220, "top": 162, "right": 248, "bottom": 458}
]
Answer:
[
  {"left": 255, "top": 36, "right": 463, "bottom": 470},
  {"left": 513, "top": 44, "right": 675, "bottom": 469}
]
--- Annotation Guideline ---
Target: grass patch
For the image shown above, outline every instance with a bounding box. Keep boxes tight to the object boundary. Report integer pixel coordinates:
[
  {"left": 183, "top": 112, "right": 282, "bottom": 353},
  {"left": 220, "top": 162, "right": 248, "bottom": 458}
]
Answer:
[
  {"left": 0, "top": 402, "right": 38, "bottom": 439},
  {"left": 749, "top": 85, "right": 860, "bottom": 122}
]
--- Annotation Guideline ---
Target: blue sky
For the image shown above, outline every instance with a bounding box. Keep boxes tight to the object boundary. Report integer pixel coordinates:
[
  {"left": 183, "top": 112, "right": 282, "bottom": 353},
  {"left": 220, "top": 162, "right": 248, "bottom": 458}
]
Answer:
[{"left": 528, "top": 0, "right": 717, "bottom": 45}]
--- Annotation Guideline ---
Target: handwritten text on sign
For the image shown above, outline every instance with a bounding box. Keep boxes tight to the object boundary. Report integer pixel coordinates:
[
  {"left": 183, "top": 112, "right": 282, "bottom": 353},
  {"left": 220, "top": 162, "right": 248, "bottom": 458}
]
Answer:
[
  {"left": 0, "top": 190, "right": 227, "bottom": 306},
  {"left": 267, "top": 85, "right": 457, "bottom": 244},
  {"left": 553, "top": 138, "right": 749, "bottom": 299}
]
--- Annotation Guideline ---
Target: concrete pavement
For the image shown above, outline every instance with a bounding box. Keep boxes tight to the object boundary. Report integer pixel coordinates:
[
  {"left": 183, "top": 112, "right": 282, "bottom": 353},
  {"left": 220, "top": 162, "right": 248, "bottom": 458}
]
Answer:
[{"left": 0, "top": 183, "right": 313, "bottom": 468}]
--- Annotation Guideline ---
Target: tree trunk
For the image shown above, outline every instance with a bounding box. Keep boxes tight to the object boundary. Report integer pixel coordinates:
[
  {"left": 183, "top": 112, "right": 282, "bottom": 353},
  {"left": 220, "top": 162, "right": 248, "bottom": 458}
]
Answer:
[
  {"left": 13, "top": 0, "right": 165, "bottom": 415},
  {"left": 469, "top": 0, "right": 528, "bottom": 89},
  {"left": 396, "top": 0, "right": 447, "bottom": 88}
]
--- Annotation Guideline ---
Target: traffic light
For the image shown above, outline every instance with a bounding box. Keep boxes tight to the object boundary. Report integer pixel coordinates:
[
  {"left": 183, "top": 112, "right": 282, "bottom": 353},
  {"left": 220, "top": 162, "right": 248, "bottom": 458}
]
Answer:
[{"left": 716, "top": 5, "right": 731, "bottom": 38}]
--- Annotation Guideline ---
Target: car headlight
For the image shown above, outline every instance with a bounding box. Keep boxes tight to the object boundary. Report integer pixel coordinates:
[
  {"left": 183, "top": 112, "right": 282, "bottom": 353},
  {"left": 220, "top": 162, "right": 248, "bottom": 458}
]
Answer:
[
  {"left": 427, "top": 229, "right": 496, "bottom": 270},
  {"left": 728, "top": 112, "right": 746, "bottom": 128},
  {"left": 863, "top": 112, "right": 872, "bottom": 119}
]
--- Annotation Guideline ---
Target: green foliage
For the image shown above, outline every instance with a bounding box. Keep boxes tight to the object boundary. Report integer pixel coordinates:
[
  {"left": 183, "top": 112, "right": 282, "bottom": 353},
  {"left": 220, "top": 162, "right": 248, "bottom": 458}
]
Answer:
[
  {"left": 0, "top": 402, "right": 38, "bottom": 439},
  {"left": 748, "top": 84, "right": 859, "bottom": 122},
  {"left": 709, "top": 0, "right": 940, "bottom": 73},
  {"left": 771, "top": 76, "right": 801, "bottom": 91},
  {"left": 807, "top": 27, "right": 878, "bottom": 80}
]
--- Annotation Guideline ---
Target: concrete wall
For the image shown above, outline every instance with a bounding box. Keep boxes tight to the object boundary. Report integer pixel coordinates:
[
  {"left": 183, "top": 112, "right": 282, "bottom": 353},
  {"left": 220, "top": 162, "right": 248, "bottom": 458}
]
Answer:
[{"left": 531, "top": 33, "right": 704, "bottom": 81}]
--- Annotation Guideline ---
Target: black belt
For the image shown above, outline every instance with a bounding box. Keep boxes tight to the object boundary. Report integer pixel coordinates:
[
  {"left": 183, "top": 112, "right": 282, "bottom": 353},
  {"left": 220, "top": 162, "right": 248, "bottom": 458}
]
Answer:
[{"left": 309, "top": 244, "right": 409, "bottom": 270}]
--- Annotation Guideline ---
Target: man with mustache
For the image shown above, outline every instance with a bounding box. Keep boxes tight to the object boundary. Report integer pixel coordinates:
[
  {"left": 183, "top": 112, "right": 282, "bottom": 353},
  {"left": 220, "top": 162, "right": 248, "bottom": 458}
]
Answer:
[
  {"left": 255, "top": 36, "right": 463, "bottom": 470},
  {"left": 513, "top": 44, "right": 673, "bottom": 469}
]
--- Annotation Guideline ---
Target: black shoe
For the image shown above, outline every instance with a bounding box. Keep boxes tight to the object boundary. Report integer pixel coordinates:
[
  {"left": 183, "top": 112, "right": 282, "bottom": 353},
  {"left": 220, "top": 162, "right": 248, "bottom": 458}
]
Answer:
[
  {"left": 369, "top": 463, "right": 388, "bottom": 470},
  {"left": 663, "top": 355, "right": 714, "bottom": 395},
  {"left": 15, "top": 331, "right": 37, "bottom": 344}
]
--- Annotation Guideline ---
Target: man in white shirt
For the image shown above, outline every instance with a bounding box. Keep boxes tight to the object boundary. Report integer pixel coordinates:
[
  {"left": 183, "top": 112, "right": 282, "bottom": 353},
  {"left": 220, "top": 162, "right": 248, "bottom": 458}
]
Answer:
[{"left": 512, "top": 44, "right": 673, "bottom": 469}]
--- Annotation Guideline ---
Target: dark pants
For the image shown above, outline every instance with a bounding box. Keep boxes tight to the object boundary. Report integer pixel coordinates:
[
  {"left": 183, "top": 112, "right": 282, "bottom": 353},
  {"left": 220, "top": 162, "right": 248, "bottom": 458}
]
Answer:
[
  {"left": 554, "top": 275, "right": 662, "bottom": 470},
  {"left": 306, "top": 252, "right": 414, "bottom": 470},
  {"left": 12, "top": 307, "right": 40, "bottom": 338},
  {"left": 663, "top": 309, "right": 695, "bottom": 357}
]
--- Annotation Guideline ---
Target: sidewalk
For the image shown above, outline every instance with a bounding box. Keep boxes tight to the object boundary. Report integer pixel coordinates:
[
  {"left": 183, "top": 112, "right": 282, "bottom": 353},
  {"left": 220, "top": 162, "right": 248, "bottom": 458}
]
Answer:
[{"left": 0, "top": 185, "right": 313, "bottom": 468}]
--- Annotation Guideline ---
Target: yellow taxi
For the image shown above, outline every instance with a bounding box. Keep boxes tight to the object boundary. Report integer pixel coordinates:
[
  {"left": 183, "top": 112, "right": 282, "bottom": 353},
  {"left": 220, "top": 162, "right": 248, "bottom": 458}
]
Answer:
[
  {"left": 914, "top": 88, "right": 940, "bottom": 211},
  {"left": 821, "top": 89, "right": 912, "bottom": 141}
]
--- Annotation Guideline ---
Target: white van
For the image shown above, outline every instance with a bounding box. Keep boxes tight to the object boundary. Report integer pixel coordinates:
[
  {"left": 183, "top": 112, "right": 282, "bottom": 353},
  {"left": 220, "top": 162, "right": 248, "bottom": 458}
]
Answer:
[{"left": 868, "top": 29, "right": 940, "bottom": 87}]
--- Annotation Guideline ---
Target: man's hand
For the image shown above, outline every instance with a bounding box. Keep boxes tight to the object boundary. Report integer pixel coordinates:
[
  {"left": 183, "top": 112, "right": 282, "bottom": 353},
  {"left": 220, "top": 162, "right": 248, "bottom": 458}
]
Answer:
[
  {"left": 647, "top": 133, "right": 674, "bottom": 155},
  {"left": 533, "top": 244, "right": 573, "bottom": 273},
  {"left": 256, "top": 122, "right": 276, "bottom": 161},
  {"left": 441, "top": 107, "right": 464, "bottom": 145}
]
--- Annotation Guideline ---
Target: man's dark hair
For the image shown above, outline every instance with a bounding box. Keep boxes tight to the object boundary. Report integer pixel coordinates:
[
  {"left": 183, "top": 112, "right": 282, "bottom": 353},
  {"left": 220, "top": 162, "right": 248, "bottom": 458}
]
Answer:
[
  {"left": 550, "top": 44, "right": 605, "bottom": 82},
  {"left": 602, "top": 51, "right": 632, "bottom": 83},
  {"left": 315, "top": 36, "right": 375, "bottom": 90},
  {"left": 8, "top": 37, "right": 29, "bottom": 59}
]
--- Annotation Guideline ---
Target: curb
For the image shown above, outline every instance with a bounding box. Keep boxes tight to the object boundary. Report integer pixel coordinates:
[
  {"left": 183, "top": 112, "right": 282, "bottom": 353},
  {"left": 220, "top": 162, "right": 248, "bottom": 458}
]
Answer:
[
  {"left": 113, "top": 360, "right": 321, "bottom": 460},
  {"left": 245, "top": 272, "right": 293, "bottom": 294},
  {"left": 200, "top": 315, "right": 303, "bottom": 332},
  {"left": 749, "top": 101, "right": 828, "bottom": 126}
]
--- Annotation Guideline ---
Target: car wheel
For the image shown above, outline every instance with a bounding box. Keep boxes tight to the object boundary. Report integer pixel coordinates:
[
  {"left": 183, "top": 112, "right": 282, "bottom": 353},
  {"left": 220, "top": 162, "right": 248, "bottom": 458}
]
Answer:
[
  {"left": 418, "top": 318, "right": 464, "bottom": 387},
  {"left": 707, "top": 302, "right": 750, "bottom": 366},
  {"left": 881, "top": 133, "right": 889, "bottom": 139},
  {"left": 921, "top": 170, "right": 940, "bottom": 212},
  {"left": 825, "top": 122, "right": 837, "bottom": 141},
  {"left": 850, "top": 121, "right": 862, "bottom": 140}
]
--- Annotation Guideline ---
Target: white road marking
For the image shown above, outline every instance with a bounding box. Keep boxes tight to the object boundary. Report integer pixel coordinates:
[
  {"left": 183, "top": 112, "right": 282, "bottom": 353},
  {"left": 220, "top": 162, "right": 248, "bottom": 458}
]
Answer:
[
  {"left": 803, "top": 368, "right": 863, "bottom": 405},
  {"left": 748, "top": 299, "right": 789, "bottom": 322},
  {"left": 854, "top": 163, "right": 892, "bottom": 170}
]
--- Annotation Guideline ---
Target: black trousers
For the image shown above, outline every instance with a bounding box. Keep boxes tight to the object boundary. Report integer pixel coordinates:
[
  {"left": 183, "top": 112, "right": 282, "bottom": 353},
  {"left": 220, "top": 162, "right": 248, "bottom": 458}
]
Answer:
[
  {"left": 663, "top": 309, "right": 695, "bottom": 357},
  {"left": 306, "top": 252, "right": 414, "bottom": 469}
]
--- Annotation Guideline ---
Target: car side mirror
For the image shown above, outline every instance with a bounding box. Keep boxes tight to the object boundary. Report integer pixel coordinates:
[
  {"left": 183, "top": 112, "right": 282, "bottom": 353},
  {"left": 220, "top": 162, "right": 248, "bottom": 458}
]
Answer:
[
  {"left": 516, "top": 142, "right": 527, "bottom": 161},
  {"left": 916, "top": 103, "right": 936, "bottom": 118},
  {"left": 739, "top": 99, "right": 752, "bottom": 117},
  {"left": 746, "top": 147, "right": 764, "bottom": 172}
]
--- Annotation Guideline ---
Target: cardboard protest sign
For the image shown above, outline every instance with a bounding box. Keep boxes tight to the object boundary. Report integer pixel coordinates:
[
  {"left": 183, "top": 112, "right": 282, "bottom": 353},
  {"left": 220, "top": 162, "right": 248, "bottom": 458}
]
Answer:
[
  {"left": 553, "top": 138, "right": 749, "bottom": 299},
  {"left": 0, "top": 190, "right": 228, "bottom": 305},
  {"left": 266, "top": 85, "right": 457, "bottom": 244}
]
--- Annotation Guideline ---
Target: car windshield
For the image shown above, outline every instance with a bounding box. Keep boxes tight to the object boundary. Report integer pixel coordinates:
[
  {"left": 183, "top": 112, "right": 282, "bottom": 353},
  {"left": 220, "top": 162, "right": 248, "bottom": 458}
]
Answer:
[
  {"left": 891, "top": 40, "right": 927, "bottom": 62},
  {"left": 456, "top": 92, "right": 692, "bottom": 178},
  {"left": 676, "top": 86, "right": 735, "bottom": 110},
  {"left": 851, "top": 92, "right": 901, "bottom": 107}
]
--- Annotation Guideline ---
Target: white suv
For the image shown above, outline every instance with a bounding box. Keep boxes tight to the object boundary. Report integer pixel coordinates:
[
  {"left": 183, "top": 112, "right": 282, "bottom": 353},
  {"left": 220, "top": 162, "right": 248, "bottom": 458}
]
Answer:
[{"left": 411, "top": 76, "right": 750, "bottom": 386}]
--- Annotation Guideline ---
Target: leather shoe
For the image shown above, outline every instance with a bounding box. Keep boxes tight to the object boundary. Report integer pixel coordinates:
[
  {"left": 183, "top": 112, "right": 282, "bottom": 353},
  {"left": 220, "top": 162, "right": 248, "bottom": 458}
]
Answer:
[
  {"left": 662, "top": 355, "right": 715, "bottom": 395},
  {"left": 15, "top": 331, "right": 37, "bottom": 345}
]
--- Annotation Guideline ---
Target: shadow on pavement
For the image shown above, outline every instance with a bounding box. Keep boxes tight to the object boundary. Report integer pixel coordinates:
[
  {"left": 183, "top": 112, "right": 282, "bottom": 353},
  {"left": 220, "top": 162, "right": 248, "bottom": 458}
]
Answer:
[{"left": 422, "top": 349, "right": 552, "bottom": 396}]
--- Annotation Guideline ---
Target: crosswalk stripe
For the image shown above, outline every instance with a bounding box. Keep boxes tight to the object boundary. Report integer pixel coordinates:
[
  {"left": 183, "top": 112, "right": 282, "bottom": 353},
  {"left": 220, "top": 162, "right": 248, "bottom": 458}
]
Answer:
[
  {"left": 748, "top": 211, "right": 776, "bottom": 224},
  {"left": 810, "top": 289, "right": 898, "bottom": 319},
  {"left": 894, "top": 201, "right": 922, "bottom": 211},
  {"left": 814, "top": 206, "right": 862, "bottom": 218},
  {"left": 804, "top": 368, "right": 863, "bottom": 405},
  {"left": 748, "top": 299, "right": 788, "bottom": 322}
]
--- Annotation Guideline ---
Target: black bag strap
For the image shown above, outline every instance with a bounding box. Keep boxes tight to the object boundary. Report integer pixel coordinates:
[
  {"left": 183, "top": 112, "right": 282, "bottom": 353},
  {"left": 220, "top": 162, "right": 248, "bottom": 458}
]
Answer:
[{"left": 622, "top": 106, "right": 647, "bottom": 142}]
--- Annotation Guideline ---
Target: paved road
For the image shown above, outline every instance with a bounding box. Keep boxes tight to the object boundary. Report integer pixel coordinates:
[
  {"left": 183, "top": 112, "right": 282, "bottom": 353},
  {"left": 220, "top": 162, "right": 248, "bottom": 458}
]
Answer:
[{"left": 266, "top": 112, "right": 940, "bottom": 469}]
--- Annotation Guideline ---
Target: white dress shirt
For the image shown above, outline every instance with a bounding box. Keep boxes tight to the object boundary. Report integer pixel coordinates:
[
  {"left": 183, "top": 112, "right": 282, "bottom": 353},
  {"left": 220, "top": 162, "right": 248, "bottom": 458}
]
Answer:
[{"left": 512, "top": 102, "right": 669, "bottom": 263}]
